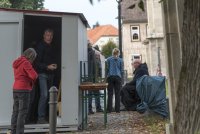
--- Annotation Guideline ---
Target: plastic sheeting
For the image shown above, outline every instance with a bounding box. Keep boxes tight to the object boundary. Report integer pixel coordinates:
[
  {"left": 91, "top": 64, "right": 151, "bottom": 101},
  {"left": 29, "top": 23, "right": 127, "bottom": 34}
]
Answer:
[{"left": 136, "top": 75, "right": 168, "bottom": 117}]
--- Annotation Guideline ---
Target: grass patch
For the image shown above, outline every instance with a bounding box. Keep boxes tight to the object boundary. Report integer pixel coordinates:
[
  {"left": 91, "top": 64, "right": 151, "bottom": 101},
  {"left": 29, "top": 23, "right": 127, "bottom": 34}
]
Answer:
[{"left": 143, "top": 114, "right": 169, "bottom": 134}]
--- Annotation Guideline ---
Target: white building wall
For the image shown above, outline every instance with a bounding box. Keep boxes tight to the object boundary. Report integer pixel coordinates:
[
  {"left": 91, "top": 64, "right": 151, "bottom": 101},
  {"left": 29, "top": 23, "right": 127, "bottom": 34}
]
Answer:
[
  {"left": 0, "top": 11, "right": 23, "bottom": 125},
  {"left": 61, "top": 15, "right": 79, "bottom": 125},
  {"left": 78, "top": 17, "right": 87, "bottom": 126}
]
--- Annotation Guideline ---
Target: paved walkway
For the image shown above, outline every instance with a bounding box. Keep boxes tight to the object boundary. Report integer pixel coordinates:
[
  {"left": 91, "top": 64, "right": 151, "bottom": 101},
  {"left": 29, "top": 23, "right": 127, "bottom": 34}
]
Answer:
[{"left": 67, "top": 111, "right": 154, "bottom": 134}]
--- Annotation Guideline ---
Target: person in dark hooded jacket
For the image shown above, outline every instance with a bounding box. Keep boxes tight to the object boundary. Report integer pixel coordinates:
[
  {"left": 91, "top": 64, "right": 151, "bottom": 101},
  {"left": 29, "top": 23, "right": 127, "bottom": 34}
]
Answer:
[
  {"left": 87, "top": 43, "right": 103, "bottom": 114},
  {"left": 121, "top": 59, "right": 149, "bottom": 111},
  {"left": 11, "top": 48, "right": 38, "bottom": 134}
]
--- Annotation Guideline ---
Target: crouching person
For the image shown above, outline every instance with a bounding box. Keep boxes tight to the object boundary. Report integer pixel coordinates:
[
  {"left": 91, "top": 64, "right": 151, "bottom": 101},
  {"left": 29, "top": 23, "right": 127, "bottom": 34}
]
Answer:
[
  {"left": 11, "top": 48, "right": 38, "bottom": 134},
  {"left": 121, "top": 59, "right": 149, "bottom": 111}
]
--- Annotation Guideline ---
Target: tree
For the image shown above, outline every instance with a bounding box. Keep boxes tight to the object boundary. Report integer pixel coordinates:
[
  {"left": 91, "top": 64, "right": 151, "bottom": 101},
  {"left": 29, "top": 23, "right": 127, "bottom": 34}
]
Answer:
[
  {"left": 0, "top": 0, "right": 44, "bottom": 10},
  {"left": 95, "top": 21, "right": 100, "bottom": 27},
  {"left": 101, "top": 41, "right": 117, "bottom": 58},
  {"left": 0, "top": 0, "right": 11, "bottom": 8},
  {"left": 93, "top": 21, "right": 100, "bottom": 28},
  {"left": 174, "top": 0, "right": 200, "bottom": 133}
]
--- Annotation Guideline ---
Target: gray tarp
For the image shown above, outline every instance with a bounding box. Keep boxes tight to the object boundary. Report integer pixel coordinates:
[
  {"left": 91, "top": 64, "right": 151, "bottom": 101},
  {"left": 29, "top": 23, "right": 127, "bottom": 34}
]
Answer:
[{"left": 136, "top": 75, "right": 168, "bottom": 117}]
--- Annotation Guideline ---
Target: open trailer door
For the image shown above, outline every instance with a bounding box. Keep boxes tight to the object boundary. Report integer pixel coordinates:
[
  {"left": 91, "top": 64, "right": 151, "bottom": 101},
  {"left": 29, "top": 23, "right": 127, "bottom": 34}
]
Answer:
[{"left": 0, "top": 11, "right": 23, "bottom": 126}]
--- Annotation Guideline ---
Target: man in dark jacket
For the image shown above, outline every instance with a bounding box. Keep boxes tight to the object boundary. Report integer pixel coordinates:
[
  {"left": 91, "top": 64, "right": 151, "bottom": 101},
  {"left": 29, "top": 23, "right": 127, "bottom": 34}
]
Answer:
[
  {"left": 35, "top": 29, "right": 57, "bottom": 123},
  {"left": 121, "top": 59, "right": 149, "bottom": 111}
]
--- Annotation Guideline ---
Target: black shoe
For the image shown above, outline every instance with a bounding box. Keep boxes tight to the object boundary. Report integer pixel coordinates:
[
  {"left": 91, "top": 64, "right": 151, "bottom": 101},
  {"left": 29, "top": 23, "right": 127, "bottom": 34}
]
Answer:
[
  {"left": 107, "top": 110, "right": 112, "bottom": 113},
  {"left": 96, "top": 109, "right": 103, "bottom": 112},
  {"left": 89, "top": 110, "right": 94, "bottom": 115},
  {"left": 37, "top": 118, "right": 48, "bottom": 124},
  {"left": 112, "top": 108, "right": 115, "bottom": 112}
]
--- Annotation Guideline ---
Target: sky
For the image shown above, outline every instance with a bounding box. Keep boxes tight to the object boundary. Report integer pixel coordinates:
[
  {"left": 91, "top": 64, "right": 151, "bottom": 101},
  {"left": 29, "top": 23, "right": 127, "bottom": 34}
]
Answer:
[{"left": 44, "top": 0, "right": 118, "bottom": 28}]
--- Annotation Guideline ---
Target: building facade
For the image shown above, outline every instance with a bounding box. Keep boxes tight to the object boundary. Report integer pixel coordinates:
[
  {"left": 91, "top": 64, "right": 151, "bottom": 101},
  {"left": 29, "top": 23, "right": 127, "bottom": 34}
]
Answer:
[
  {"left": 122, "top": 0, "right": 148, "bottom": 77},
  {"left": 122, "top": 0, "right": 167, "bottom": 77},
  {"left": 87, "top": 25, "right": 118, "bottom": 50},
  {"left": 95, "top": 36, "right": 118, "bottom": 51}
]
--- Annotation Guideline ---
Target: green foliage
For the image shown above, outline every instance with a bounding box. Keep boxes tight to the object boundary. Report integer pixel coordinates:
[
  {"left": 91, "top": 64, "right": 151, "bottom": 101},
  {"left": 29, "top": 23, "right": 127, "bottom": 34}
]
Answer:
[
  {"left": 138, "top": 0, "right": 145, "bottom": 11},
  {"left": 101, "top": 41, "right": 117, "bottom": 58},
  {"left": 0, "top": 0, "right": 44, "bottom": 10},
  {"left": 143, "top": 115, "right": 169, "bottom": 134},
  {"left": 0, "top": 0, "right": 11, "bottom": 8}
]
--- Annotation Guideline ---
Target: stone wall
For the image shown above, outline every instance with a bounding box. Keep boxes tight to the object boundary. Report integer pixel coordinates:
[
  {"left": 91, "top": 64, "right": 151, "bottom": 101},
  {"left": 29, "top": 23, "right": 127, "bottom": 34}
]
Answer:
[
  {"left": 162, "top": 0, "right": 184, "bottom": 133},
  {"left": 146, "top": 0, "right": 167, "bottom": 76},
  {"left": 146, "top": 39, "right": 167, "bottom": 76}
]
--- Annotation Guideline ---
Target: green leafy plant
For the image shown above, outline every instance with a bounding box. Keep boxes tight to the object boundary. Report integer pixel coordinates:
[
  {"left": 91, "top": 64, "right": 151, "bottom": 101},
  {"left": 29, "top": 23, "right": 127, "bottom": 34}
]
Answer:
[
  {"left": 0, "top": 0, "right": 44, "bottom": 10},
  {"left": 101, "top": 41, "right": 117, "bottom": 58},
  {"left": 0, "top": 0, "right": 11, "bottom": 8}
]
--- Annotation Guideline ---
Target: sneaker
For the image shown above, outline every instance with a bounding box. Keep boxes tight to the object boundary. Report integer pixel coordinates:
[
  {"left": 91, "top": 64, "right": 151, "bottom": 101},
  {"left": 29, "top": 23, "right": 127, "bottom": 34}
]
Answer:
[{"left": 37, "top": 118, "right": 48, "bottom": 124}]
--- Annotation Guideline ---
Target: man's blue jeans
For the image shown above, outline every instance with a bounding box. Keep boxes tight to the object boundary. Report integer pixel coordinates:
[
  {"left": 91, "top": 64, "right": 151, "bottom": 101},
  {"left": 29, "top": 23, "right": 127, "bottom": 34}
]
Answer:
[
  {"left": 88, "top": 90, "right": 102, "bottom": 111},
  {"left": 38, "top": 73, "right": 54, "bottom": 119}
]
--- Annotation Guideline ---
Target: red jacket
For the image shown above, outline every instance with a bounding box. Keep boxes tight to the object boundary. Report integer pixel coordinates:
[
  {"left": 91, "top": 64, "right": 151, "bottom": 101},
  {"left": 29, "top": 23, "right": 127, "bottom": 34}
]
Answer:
[{"left": 13, "top": 56, "right": 38, "bottom": 91}]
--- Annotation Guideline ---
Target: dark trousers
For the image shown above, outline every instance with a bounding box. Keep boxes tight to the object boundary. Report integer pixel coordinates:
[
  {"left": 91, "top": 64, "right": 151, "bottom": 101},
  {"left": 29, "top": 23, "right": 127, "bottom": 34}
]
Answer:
[
  {"left": 11, "top": 92, "right": 30, "bottom": 134},
  {"left": 107, "top": 76, "right": 121, "bottom": 112},
  {"left": 88, "top": 90, "right": 102, "bottom": 111},
  {"left": 120, "top": 84, "right": 141, "bottom": 111},
  {"left": 38, "top": 73, "right": 54, "bottom": 119},
  {"left": 25, "top": 85, "right": 38, "bottom": 123}
]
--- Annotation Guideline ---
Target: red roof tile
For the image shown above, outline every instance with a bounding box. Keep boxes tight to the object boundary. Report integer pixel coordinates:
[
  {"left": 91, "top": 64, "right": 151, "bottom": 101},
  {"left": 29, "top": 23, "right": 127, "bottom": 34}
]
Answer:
[{"left": 87, "top": 25, "right": 118, "bottom": 44}]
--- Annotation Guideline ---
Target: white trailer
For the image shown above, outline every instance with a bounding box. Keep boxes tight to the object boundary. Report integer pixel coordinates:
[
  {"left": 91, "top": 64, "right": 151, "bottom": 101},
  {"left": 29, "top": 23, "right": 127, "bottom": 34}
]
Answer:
[{"left": 0, "top": 8, "right": 88, "bottom": 133}]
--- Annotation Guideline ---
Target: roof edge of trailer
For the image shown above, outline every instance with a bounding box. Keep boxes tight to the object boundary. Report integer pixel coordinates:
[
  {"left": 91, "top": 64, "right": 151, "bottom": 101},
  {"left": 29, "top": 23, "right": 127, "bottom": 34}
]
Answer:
[{"left": 0, "top": 8, "right": 90, "bottom": 28}]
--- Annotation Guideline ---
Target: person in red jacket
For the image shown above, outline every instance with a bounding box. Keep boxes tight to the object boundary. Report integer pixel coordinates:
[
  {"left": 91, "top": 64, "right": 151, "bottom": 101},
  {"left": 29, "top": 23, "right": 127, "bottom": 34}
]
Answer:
[{"left": 11, "top": 48, "right": 38, "bottom": 134}]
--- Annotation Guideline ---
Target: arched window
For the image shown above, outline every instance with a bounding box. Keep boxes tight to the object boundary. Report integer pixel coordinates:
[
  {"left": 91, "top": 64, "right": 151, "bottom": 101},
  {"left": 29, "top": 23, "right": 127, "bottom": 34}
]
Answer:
[{"left": 130, "top": 26, "right": 140, "bottom": 41}]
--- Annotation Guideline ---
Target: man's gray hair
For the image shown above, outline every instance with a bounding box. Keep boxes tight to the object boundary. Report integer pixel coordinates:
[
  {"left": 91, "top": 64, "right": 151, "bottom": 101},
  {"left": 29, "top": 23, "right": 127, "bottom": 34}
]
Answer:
[{"left": 23, "top": 48, "right": 37, "bottom": 63}]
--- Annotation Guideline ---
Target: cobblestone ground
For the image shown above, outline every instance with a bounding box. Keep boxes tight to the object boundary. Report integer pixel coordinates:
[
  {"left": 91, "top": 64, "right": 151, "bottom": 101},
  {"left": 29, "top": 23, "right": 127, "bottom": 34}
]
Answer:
[{"left": 64, "top": 111, "right": 167, "bottom": 134}]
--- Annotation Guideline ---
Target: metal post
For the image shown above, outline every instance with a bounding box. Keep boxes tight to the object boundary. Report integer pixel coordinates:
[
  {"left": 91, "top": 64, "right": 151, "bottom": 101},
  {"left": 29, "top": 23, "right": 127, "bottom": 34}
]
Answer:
[
  {"left": 80, "top": 61, "right": 82, "bottom": 82},
  {"left": 49, "top": 86, "right": 58, "bottom": 134},
  {"left": 117, "top": 0, "right": 123, "bottom": 58},
  {"left": 83, "top": 62, "right": 86, "bottom": 79},
  {"left": 104, "top": 89, "right": 107, "bottom": 126},
  {"left": 158, "top": 47, "right": 161, "bottom": 72}
]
